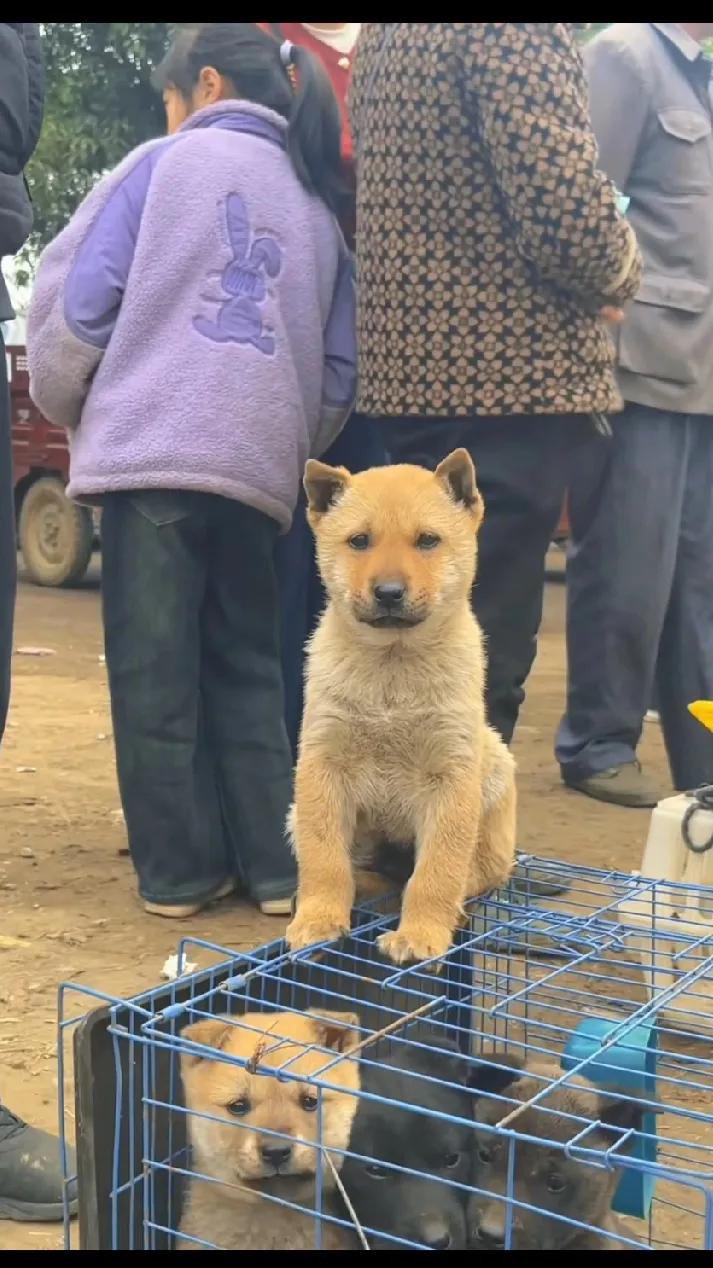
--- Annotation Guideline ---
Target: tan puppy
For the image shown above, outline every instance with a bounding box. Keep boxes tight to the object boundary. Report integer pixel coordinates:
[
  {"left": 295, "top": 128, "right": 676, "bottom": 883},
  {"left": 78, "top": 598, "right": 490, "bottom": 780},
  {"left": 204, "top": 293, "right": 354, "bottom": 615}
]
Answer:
[
  {"left": 177, "top": 1009, "right": 360, "bottom": 1251},
  {"left": 286, "top": 450, "right": 516, "bottom": 965}
]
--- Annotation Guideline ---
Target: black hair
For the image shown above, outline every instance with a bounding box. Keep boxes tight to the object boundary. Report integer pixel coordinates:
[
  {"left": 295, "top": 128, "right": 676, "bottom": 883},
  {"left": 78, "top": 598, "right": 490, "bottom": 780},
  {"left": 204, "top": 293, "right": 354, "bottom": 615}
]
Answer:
[{"left": 152, "top": 23, "right": 344, "bottom": 214}]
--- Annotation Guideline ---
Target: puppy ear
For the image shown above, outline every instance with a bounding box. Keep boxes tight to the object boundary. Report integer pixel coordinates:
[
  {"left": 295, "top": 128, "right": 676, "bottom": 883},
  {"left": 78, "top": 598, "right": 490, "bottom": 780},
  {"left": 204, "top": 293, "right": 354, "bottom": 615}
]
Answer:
[
  {"left": 181, "top": 1017, "right": 233, "bottom": 1069},
  {"left": 401, "top": 1035, "right": 469, "bottom": 1084},
  {"left": 435, "top": 449, "right": 481, "bottom": 520},
  {"left": 308, "top": 1009, "right": 360, "bottom": 1053},
  {"left": 595, "top": 1090, "right": 645, "bottom": 1147},
  {"left": 467, "top": 1051, "right": 526, "bottom": 1096},
  {"left": 304, "top": 460, "right": 351, "bottom": 518}
]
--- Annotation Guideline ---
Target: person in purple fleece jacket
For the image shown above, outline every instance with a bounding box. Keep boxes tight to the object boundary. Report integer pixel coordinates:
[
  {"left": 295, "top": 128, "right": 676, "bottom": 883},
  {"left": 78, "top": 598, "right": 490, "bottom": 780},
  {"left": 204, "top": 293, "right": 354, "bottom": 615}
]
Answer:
[{"left": 27, "top": 23, "right": 355, "bottom": 918}]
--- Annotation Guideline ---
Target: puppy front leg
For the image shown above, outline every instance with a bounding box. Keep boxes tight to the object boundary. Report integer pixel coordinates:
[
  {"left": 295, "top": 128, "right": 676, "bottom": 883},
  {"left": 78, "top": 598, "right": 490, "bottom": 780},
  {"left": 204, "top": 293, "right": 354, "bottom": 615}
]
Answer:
[
  {"left": 378, "top": 770, "right": 479, "bottom": 966},
  {"left": 286, "top": 755, "right": 356, "bottom": 951},
  {"left": 467, "top": 743, "right": 517, "bottom": 895}
]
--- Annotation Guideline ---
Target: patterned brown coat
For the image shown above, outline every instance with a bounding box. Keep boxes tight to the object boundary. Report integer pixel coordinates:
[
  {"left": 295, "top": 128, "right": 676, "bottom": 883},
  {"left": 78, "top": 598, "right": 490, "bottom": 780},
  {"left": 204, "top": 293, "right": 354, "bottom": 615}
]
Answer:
[{"left": 349, "top": 23, "right": 641, "bottom": 418}]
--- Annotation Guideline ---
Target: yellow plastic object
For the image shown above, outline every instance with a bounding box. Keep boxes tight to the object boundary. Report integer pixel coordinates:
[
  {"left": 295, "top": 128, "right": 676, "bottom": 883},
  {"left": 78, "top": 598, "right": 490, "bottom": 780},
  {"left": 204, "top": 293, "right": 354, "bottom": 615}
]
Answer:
[{"left": 688, "top": 700, "right": 713, "bottom": 732}]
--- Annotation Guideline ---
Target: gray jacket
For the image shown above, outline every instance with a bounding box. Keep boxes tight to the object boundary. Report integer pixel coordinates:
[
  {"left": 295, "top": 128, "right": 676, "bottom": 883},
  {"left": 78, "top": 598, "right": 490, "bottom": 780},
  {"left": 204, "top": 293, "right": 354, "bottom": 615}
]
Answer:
[
  {"left": 0, "top": 23, "right": 44, "bottom": 321},
  {"left": 585, "top": 23, "right": 713, "bottom": 414}
]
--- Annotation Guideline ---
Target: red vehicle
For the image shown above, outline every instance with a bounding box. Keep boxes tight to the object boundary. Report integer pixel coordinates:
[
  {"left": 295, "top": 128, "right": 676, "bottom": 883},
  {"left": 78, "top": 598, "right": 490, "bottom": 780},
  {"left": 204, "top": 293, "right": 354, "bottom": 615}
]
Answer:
[{"left": 8, "top": 342, "right": 94, "bottom": 586}]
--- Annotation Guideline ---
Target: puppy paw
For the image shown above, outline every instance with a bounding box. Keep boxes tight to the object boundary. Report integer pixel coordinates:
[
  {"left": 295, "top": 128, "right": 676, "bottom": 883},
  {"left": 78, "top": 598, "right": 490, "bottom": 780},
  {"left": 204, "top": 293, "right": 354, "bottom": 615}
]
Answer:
[
  {"left": 377, "top": 923, "right": 453, "bottom": 968},
  {"left": 286, "top": 907, "right": 350, "bottom": 951}
]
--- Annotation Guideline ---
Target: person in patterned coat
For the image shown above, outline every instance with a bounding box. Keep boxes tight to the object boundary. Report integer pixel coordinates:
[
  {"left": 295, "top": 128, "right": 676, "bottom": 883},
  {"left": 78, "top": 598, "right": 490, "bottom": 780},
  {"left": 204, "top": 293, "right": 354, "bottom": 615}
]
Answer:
[{"left": 350, "top": 22, "right": 641, "bottom": 745}]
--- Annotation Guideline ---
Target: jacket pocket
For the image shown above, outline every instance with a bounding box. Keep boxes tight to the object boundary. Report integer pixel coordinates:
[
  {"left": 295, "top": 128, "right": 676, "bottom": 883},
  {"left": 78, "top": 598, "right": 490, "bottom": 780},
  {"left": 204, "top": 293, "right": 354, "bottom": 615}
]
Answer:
[
  {"left": 656, "top": 109, "right": 712, "bottom": 193},
  {"left": 618, "top": 274, "right": 709, "bottom": 385}
]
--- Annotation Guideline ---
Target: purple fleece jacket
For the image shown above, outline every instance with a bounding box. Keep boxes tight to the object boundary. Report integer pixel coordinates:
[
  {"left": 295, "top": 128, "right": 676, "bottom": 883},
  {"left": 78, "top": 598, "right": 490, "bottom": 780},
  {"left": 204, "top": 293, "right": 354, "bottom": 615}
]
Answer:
[{"left": 27, "top": 101, "right": 356, "bottom": 528}]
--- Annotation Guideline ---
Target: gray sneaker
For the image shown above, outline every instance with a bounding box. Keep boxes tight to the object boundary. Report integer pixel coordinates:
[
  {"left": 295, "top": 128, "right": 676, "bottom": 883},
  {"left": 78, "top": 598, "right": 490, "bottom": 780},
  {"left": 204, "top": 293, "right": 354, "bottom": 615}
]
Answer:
[
  {"left": 563, "top": 761, "right": 660, "bottom": 808},
  {"left": 509, "top": 862, "right": 570, "bottom": 898}
]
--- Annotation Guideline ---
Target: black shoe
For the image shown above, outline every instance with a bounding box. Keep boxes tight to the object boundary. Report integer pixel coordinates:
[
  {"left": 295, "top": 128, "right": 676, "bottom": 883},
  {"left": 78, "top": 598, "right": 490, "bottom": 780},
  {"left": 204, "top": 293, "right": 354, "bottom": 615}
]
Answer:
[{"left": 0, "top": 1105, "right": 78, "bottom": 1222}]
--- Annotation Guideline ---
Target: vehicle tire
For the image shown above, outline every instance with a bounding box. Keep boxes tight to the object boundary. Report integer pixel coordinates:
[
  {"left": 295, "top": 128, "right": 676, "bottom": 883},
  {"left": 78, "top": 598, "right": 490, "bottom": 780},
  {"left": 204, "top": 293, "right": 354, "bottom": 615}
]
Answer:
[{"left": 18, "top": 476, "right": 94, "bottom": 587}]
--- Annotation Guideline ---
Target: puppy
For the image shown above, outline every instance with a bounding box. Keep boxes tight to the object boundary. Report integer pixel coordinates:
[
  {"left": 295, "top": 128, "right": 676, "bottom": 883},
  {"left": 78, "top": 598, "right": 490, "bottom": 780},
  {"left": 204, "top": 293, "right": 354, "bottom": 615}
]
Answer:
[
  {"left": 177, "top": 1009, "right": 360, "bottom": 1251},
  {"left": 286, "top": 451, "right": 516, "bottom": 965},
  {"left": 467, "top": 1055, "right": 644, "bottom": 1250},
  {"left": 336, "top": 1037, "right": 474, "bottom": 1249}
]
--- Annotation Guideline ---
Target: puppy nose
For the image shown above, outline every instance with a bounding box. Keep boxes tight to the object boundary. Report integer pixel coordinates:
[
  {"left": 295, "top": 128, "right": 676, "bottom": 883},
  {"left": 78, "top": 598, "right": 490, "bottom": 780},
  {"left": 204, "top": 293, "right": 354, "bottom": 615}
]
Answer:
[
  {"left": 475, "top": 1221, "right": 505, "bottom": 1248},
  {"left": 373, "top": 580, "right": 406, "bottom": 607},
  {"left": 418, "top": 1212, "right": 451, "bottom": 1252},
  {"left": 261, "top": 1142, "right": 292, "bottom": 1168}
]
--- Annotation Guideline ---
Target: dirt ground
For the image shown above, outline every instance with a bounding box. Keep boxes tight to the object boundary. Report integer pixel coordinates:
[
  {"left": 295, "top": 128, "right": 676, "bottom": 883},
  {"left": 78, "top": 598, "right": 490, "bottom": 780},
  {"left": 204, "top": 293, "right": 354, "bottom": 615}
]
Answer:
[{"left": 0, "top": 553, "right": 674, "bottom": 1251}]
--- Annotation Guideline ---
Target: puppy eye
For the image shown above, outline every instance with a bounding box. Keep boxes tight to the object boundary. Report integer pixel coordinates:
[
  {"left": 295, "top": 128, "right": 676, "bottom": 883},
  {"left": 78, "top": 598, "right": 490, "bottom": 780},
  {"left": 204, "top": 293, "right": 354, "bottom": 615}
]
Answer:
[
  {"left": 365, "top": 1163, "right": 389, "bottom": 1179},
  {"left": 443, "top": 1151, "right": 461, "bottom": 1169},
  {"left": 416, "top": 532, "right": 441, "bottom": 550},
  {"left": 226, "top": 1097, "right": 250, "bottom": 1117},
  {"left": 546, "top": 1171, "right": 566, "bottom": 1194},
  {"left": 348, "top": 532, "right": 371, "bottom": 551},
  {"left": 301, "top": 1092, "right": 319, "bottom": 1113},
  {"left": 477, "top": 1145, "right": 492, "bottom": 1165}
]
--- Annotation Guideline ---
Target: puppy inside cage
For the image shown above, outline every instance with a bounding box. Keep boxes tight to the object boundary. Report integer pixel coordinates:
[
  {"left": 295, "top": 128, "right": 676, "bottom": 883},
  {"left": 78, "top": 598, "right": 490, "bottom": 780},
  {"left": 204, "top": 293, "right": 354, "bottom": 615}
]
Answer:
[
  {"left": 176, "top": 1008, "right": 361, "bottom": 1251},
  {"left": 62, "top": 856, "right": 713, "bottom": 1251}
]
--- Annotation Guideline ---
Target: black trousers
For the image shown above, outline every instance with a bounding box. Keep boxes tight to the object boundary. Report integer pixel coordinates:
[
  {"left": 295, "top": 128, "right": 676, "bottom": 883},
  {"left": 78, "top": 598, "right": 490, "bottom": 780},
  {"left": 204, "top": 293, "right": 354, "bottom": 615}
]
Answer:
[
  {"left": 378, "top": 414, "right": 589, "bottom": 743},
  {"left": 101, "top": 490, "right": 297, "bottom": 906},
  {"left": 0, "top": 332, "right": 15, "bottom": 746}
]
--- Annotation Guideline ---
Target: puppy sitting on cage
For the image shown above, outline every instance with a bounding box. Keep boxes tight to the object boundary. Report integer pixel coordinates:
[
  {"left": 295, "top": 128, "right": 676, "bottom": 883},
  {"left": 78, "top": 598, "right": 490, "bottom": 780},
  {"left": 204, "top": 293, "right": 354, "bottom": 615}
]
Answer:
[
  {"left": 286, "top": 451, "right": 516, "bottom": 965},
  {"left": 176, "top": 1009, "right": 360, "bottom": 1251},
  {"left": 466, "top": 1055, "right": 645, "bottom": 1250},
  {"left": 336, "top": 1034, "right": 474, "bottom": 1249}
]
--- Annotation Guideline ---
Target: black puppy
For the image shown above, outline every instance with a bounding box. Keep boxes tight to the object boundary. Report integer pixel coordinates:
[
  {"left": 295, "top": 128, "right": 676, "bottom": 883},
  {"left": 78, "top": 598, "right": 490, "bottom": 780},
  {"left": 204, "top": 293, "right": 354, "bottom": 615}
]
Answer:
[{"left": 336, "top": 1035, "right": 473, "bottom": 1250}]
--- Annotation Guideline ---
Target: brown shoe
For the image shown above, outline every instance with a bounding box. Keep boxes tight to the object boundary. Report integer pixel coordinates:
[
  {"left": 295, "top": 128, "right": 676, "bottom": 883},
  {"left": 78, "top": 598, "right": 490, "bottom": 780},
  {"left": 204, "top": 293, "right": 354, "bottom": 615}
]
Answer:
[{"left": 563, "top": 761, "right": 660, "bottom": 809}]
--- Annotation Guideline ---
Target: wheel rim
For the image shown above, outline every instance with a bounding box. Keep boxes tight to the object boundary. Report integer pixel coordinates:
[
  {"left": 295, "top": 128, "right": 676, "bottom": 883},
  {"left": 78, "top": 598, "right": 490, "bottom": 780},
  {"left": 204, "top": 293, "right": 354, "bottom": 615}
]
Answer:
[{"left": 31, "top": 489, "right": 74, "bottom": 568}]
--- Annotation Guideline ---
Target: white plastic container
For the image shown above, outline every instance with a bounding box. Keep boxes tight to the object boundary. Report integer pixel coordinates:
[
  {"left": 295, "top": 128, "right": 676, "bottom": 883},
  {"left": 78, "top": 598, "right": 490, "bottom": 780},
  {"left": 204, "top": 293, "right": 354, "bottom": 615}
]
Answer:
[
  {"left": 639, "top": 796, "right": 710, "bottom": 897},
  {"left": 618, "top": 793, "right": 713, "bottom": 1031}
]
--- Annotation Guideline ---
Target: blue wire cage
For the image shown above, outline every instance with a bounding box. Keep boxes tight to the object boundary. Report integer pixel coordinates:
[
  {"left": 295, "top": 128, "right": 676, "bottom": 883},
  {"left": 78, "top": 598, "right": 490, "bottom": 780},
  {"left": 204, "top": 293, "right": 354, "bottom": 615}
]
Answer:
[{"left": 58, "top": 854, "right": 713, "bottom": 1250}]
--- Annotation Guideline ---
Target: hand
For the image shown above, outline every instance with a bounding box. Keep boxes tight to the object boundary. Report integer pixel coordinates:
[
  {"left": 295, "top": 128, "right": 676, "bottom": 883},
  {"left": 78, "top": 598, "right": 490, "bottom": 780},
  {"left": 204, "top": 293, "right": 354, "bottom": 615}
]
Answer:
[{"left": 599, "top": 305, "right": 625, "bottom": 325}]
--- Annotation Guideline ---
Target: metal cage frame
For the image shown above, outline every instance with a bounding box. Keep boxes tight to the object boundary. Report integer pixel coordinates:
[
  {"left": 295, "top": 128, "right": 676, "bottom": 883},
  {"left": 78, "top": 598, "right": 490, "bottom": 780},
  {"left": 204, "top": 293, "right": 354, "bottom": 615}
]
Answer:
[{"left": 59, "top": 855, "right": 713, "bottom": 1250}]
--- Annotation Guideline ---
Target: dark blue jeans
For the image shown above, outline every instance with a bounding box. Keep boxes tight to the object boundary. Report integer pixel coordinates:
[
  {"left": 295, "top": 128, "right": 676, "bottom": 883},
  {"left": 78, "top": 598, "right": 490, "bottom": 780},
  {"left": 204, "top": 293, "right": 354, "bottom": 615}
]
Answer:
[
  {"left": 101, "top": 490, "right": 297, "bottom": 906},
  {"left": 275, "top": 414, "right": 387, "bottom": 760},
  {"left": 0, "top": 333, "right": 14, "bottom": 746},
  {"left": 557, "top": 405, "right": 713, "bottom": 790}
]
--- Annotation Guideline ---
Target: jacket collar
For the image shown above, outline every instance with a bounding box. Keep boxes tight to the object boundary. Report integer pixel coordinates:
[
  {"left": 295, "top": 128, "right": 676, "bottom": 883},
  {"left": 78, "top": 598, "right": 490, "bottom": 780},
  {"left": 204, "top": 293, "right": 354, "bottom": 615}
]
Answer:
[
  {"left": 652, "top": 23, "right": 708, "bottom": 65},
  {"left": 178, "top": 100, "right": 287, "bottom": 149}
]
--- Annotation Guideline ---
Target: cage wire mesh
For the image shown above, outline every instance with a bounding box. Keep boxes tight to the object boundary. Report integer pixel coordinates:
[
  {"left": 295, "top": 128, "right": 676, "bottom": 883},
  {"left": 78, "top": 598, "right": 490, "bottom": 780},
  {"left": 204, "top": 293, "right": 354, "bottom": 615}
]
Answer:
[{"left": 58, "top": 855, "right": 713, "bottom": 1250}]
